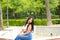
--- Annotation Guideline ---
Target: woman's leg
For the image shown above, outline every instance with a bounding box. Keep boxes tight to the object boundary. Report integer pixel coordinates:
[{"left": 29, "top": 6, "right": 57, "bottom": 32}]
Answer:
[
  {"left": 22, "top": 33, "right": 32, "bottom": 40},
  {"left": 15, "top": 36, "right": 21, "bottom": 40},
  {"left": 15, "top": 35, "right": 29, "bottom": 40},
  {"left": 15, "top": 33, "right": 32, "bottom": 40}
]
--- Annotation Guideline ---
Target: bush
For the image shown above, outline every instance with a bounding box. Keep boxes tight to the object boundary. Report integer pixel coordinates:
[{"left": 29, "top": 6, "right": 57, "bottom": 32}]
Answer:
[
  {"left": 34, "top": 19, "right": 47, "bottom": 26},
  {"left": 52, "top": 20, "right": 60, "bottom": 24},
  {"left": 3, "top": 19, "right": 60, "bottom": 26},
  {"left": 3, "top": 19, "right": 26, "bottom": 26}
]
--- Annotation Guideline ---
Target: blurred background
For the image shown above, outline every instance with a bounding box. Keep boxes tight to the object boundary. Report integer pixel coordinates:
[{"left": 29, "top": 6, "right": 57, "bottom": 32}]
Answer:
[{"left": 0, "top": 0, "right": 60, "bottom": 28}]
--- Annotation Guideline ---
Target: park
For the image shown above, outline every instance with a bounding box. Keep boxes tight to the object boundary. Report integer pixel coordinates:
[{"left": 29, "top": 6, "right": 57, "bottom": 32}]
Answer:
[{"left": 0, "top": 0, "right": 60, "bottom": 40}]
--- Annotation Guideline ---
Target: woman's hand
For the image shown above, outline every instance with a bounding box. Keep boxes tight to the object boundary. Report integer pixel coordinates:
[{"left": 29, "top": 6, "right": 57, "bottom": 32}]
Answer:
[
  {"left": 22, "top": 28, "right": 25, "bottom": 31},
  {"left": 17, "top": 33, "right": 25, "bottom": 36},
  {"left": 17, "top": 29, "right": 26, "bottom": 36},
  {"left": 23, "top": 24, "right": 32, "bottom": 35},
  {"left": 22, "top": 28, "right": 26, "bottom": 32},
  {"left": 17, "top": 33, "right": 22, "bottom": 36}
]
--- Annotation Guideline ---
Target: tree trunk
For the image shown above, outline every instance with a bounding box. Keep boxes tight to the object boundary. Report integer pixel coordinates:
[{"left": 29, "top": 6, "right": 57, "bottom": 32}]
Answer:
[
  {"left": 0, "top": 0, "right": 3, "bottom": 30},
  {"left": 45, "top": 0, "right": 52, "bottom": 26}
]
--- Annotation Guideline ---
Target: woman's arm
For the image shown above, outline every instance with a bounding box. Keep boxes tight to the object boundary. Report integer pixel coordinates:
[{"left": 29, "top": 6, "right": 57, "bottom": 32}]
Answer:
[
  {"left": 18, "top": 25, "right": 32, "bottom": 35},
  {"left": 17, "top": 27, "right": 26, "bottom": 35},
  {"left": 24, "top": 25, "right": 32, "bottom": 35}
]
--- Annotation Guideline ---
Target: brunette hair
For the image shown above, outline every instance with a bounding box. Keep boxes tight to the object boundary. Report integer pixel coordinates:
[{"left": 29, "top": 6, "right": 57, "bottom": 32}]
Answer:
[{"left": 25, "top": 17, "right": 34, "bottom": 32}]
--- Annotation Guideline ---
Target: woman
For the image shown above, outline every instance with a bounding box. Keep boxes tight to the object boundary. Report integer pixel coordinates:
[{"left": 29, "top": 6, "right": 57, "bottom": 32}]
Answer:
[{"left": 15, "top": 17, "right": 34, "bottom": 40}]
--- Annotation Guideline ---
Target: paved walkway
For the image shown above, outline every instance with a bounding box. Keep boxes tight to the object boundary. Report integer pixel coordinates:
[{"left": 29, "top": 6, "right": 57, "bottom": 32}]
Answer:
[
  {"left": 33, "top": 24, "right": 60, "bottom": 40},
  {"left": 0, "top": 24, "right": 60, "bottom": 40}
]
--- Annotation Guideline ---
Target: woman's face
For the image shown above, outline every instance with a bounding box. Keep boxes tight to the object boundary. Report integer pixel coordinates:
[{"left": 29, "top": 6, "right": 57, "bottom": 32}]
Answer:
[{"left": 28, "top": 18, "right": 33, "bottom": 24}]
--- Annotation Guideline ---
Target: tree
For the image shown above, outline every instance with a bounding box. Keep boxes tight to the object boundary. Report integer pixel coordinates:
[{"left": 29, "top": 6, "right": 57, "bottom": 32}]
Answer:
[
  {"left": 2, "top": 0, "right": 59, "bottom": 19},
  {"left": 0, "top": 0, "right": 3, "bottom": 30},
  {"left": 55, "top": 0, "right": 60, "bottom": 18},
  {"left": 45, "top": 0, "right": 52, "bottom": 25}
]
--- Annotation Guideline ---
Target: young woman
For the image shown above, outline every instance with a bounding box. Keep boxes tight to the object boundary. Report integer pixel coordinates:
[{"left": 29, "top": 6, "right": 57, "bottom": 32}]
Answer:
[{"left": 15, "top": 17, "right": 34, "bottom": 40}]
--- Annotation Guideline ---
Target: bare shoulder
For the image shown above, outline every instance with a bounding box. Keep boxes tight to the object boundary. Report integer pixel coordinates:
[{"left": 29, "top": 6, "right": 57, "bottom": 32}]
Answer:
[
  {"left": 29, "top": 24, "right": 32, "bottom": 27},
  {"left": 27, "top": 24, "right": 32, "bottom": 32}
]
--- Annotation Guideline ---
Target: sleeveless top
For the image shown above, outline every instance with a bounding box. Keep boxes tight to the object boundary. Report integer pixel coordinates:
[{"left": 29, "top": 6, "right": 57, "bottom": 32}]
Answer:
[
  {"left": 23, "top": 24, "right": 28, "bottom": 30},
  {"left": 21, "top": 24, "right": 28, "bottom": 34}
]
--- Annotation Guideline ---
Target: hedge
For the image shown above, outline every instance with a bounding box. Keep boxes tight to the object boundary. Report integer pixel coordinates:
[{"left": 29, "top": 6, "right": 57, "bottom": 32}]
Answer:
[{"left": 3, "top": 19, "right": 60, "bottom": 26}]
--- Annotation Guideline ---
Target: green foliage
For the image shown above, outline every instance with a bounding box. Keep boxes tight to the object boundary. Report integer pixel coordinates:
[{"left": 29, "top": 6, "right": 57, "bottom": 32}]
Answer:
[
  {"left": 1, "top": 0, "right": 60, "bottom": 19},
  {"left": 52, "top": 20, "right": 60, "bottom": 24},
  {"left": 3, "top": 19, "right": 60, "bottom": 26},
  {"left": 34, "top": 19, "right": 47, "bottom": 25},
  {"left": 2, "top": 0, "right": 59, "bottom": 13},
  {"left": 49, "top": 0, "right": 59, "bottom": 11},
  {"left": 3, "top": 19, "right": 26, "bottom": 26}
]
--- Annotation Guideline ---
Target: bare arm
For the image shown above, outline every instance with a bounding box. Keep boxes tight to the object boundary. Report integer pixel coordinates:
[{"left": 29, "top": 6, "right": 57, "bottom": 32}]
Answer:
[
  {"left": 24, "top": 25, "right": 32, "bottom": 35},
  {"left": 18, "top": 25, "right": 32, "bottom": 35},
  {"left": 18, "top": 28, "right": 26, "bottom": 35}
]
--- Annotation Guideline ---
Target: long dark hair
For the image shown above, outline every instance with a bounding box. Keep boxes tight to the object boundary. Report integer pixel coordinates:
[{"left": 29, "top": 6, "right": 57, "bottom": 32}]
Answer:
[{"left": 25, "top": 17, "right": 34, "bottom": 32}]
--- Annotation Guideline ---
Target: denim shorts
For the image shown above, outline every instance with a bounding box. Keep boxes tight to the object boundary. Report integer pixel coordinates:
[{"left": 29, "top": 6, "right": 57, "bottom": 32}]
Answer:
[{"left": 15, "top": 33, "right": 32, "bottom": 40}]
